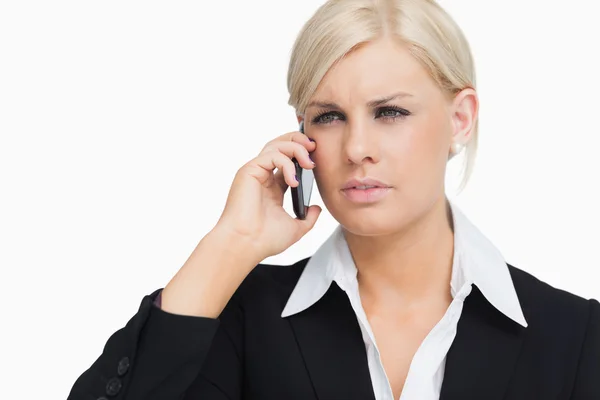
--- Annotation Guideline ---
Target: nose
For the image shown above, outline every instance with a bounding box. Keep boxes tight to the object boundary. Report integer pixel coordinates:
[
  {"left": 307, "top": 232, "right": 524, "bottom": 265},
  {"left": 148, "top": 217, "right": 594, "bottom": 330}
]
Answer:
[{"left": 343, "top": 119, "right": 381, "bottom": 165}]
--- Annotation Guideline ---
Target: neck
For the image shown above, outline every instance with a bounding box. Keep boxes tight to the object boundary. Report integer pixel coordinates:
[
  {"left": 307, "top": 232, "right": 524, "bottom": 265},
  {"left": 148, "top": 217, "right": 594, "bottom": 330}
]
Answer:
[{"left": 344, "top": 195, "right": 455, "bottom": 306}]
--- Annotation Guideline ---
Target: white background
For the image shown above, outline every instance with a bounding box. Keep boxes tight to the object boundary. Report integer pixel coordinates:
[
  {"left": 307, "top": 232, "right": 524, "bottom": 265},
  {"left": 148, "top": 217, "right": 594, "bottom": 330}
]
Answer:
[{"left": 1, "top": 1, "right": 599, "bottom": 398}]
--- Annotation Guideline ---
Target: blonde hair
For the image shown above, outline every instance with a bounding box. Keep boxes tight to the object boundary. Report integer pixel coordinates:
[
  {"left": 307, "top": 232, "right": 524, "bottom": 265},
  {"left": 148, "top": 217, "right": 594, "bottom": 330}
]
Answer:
[{"left": 287, "top": 0, "right": 478, "bottom": 192}]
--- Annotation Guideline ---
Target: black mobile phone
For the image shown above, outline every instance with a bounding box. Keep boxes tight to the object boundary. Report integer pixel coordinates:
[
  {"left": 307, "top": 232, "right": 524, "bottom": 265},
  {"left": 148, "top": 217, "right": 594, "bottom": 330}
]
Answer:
[{"left": 291, "top": 120, "right": 314, "bottom": 220}]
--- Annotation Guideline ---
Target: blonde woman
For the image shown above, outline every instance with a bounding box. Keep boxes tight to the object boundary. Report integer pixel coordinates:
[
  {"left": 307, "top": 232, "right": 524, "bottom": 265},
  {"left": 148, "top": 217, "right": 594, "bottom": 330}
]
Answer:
[{"left": 68, "top": 1, "right": 600, "bottom": 399}]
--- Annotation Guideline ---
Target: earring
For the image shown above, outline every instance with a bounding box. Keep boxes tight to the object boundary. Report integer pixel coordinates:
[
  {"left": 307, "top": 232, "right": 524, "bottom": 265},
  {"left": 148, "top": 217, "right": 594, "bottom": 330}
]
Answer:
[{"left": 451, "top": 142, "right": 464, "bottom": 155}]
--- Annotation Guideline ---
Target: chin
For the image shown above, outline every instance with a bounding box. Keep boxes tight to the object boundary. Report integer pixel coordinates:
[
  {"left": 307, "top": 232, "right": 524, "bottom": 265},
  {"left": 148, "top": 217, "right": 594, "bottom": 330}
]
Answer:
[{"left": 330, "top": 206, "right": 403, "bottom": 237}]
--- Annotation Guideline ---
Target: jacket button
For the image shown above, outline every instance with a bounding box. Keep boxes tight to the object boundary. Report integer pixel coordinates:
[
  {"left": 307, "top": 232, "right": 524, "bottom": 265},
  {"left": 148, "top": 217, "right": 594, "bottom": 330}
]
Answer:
[
  {"left": 117, "top": 356, "right": 130, "bottom": 376},
  {"left": 105, "top": 377, "right": 122, "bottom": 396}
]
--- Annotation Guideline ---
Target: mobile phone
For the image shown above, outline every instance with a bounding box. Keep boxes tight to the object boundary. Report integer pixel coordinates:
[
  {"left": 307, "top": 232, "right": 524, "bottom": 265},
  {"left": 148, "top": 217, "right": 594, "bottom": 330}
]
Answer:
[{"left": 291, "top": 120, "right": 314, "bottom": 220}]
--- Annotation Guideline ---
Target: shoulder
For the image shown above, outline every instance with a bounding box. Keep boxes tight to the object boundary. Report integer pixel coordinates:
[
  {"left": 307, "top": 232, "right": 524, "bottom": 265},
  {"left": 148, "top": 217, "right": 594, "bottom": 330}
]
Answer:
[
  {"left": 507, "top": 262, "right": 597, "bottom": 318},
  {"left": 507, "top": 263, "right": 600, "bottom": 389},
  {"left": 506, "top": 262, "right": 599, "bottom": 343},
  {"left": 228, "top": 256, "right": 310, "bottom": 310}
]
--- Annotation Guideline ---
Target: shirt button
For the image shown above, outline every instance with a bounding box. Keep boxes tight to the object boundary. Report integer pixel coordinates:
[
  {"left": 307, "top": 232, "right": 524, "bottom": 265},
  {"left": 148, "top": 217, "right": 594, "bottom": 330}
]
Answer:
[
  {"left": 105, "top": 377, "right": 122, "bottom": 396},
  {"left": 117, "top": 356, "right": 130, "bottom": 376}
]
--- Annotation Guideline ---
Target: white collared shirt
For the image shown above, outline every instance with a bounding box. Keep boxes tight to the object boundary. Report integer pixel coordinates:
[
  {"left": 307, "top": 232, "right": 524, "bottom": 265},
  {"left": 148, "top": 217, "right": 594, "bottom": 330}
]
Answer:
[{"left": 281, "top": 199, "right": 528, "bottom": 400}]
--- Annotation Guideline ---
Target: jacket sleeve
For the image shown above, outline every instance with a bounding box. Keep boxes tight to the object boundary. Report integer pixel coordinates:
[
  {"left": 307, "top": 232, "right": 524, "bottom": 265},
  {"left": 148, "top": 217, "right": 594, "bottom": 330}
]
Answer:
[
  {"left": 67, "top": 288, "right": 244, "bottom": 400},
  {"left": 570, "top": 298, "right": 600, "bottom": 399}
]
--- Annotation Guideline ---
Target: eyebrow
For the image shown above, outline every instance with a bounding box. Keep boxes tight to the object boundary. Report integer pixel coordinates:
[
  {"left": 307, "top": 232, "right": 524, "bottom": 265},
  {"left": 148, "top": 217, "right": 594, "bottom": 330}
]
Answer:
[{"left": 306, "top": 91, "right": 414, "bottom": 110}]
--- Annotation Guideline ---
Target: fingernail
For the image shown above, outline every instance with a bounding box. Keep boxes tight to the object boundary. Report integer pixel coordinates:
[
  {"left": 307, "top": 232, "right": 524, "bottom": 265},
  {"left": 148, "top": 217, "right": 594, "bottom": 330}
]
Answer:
[
  {"left": 309, "top": 138, "right": 315, "bottom": 143},
  {"left": 309, "top": 155, "right": 315, "bottom": 164},
  {"left": 295, "top": 175, "right": 299, "bottom": 181}
]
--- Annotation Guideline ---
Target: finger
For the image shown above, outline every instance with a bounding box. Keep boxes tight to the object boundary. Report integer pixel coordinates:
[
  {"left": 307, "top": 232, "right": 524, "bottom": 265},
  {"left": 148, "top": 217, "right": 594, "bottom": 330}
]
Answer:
[
  {"left": 261, "top": 141, "right": 315, "bottom": 170},
  {"left": 264, "top": 130, "right": 316, "bottom": 152},
  {"left": 251, "top": 151, "right": 299, "bottom": 188},
  {"left": 273, "top": 168, "right": 289, "bottom": 194},
  {"left": 295, "top": 205, "right": 322, "bottom": 236}
]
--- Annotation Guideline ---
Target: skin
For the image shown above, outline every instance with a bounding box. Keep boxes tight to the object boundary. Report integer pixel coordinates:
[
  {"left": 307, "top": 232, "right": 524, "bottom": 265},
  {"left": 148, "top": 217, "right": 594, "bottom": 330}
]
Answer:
[{"left": 297, "top": 36, "right": 478, "bottom": 399}]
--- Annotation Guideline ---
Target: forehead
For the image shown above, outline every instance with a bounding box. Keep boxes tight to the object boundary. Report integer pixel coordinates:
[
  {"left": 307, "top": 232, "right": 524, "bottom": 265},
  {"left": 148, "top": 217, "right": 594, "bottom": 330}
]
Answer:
[{"left": 312, "top": 38, "right": 437, "bottom": 103}]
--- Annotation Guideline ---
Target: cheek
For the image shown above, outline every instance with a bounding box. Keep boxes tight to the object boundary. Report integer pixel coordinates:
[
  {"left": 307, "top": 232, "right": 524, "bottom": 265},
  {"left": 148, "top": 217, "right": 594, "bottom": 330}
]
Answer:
[
  {"left": 404, "top": 113, "right": 450, "bottom": 165},
  {"left": 383, "top": 115, "right": 450, "bottom": 197},
  {"left": 311, "top": 142, "right": 338, "bottom": 186},
  {"left": 308, "top": 137, "right": 344, "bottom": 198}
]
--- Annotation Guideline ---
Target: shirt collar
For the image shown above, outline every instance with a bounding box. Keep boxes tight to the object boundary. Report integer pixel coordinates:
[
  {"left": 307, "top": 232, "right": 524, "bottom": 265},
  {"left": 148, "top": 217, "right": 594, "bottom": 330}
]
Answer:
[{"left": 281, "top": 198, "right": 528, "bottom": 328}]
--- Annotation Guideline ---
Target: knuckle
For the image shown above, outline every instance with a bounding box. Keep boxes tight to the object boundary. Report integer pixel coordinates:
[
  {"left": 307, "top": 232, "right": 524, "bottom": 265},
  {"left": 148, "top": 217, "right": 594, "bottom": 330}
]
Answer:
[
  {"left": 262, "top": 149, "right": 279, "bottom": 159},
  {"left": 261, "top": 142, "right": 276, "bottom": 153},
  {"left": 261, "top": 132, "right": 307, "bottom": 155},
  {"left": 277, "top": 140, "right": 297, "bottom": 150},
  {"left": 286, "top": 141, "right": 306, "bottom": 155},
  {"left": 288, "top": 131, "right": 300, "bottom": 140}
]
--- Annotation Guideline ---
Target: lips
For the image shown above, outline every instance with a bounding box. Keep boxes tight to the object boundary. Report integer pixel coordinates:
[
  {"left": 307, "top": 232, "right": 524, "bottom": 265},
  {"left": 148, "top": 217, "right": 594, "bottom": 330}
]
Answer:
[
  {"left": 342, "top": 177, "right": 391, "bottom": 190},
  {"left": 340, "top": 177, "right": 392, "bottom": 204}
]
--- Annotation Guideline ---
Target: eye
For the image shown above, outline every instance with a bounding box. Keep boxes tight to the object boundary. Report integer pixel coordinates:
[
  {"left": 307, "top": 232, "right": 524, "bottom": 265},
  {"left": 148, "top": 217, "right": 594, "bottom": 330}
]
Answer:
[
  {"left": 312, "top": 111, "right": 345, "bottom": 125},
  {"left": 376, "top": 106, "right": 411, "bottom": 121},
  {"left": 311, "top": 106, "right": 411, "bottom": 125}
]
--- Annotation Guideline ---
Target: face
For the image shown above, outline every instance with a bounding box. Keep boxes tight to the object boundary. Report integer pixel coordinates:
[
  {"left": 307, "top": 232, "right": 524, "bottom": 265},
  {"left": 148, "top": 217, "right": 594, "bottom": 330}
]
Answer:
[{"left": 300, "top": 37, "right": 477, "bottom": 236}]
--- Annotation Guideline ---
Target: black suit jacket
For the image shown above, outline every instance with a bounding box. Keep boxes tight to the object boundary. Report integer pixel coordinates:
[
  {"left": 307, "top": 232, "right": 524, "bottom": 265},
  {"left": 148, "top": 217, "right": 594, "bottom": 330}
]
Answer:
[{"left": 68, "top": 258, "right": 600, "bottom": 400}]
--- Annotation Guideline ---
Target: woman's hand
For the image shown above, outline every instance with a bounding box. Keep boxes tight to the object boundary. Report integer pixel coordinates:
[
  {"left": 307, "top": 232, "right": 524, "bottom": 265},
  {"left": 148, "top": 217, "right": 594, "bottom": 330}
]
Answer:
[
  {"left": 160, "top": 130, "right": 321, "bottom": 318},
  {"left": 216, "top": 130, "right": 321, "bottom": 260}
]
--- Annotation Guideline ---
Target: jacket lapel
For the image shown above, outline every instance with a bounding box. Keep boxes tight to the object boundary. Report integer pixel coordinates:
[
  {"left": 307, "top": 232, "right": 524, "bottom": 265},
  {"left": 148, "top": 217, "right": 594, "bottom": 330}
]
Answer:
[
  {"left": 287, "top": 282, "right": 376, "bottom": 400},
  {"left": 440, "top": 284, "right": 526, "bottom": 400}
]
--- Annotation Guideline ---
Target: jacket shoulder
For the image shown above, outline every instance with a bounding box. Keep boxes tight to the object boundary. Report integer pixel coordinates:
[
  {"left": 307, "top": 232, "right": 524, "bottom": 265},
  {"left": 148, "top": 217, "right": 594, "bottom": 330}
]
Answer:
[
  {"left": 507, "top": 264, "right": 600, "bottom": 395},
  {"left": 229, "top": 256, "right": 310, "bottom": 308},
  {"left": 506, "top": 263, "right": 598, "bottom": 342},
  {"left": 507, "top": 263, "right": 594, "bottom": 320}
]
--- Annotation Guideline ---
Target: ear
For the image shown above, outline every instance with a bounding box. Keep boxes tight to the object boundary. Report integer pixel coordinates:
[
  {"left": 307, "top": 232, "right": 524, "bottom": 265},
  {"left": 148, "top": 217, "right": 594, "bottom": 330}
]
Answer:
[
  {"left": 449, "top": 88, "right": 478, "bottom": 151},
  {"left": 297, "top": 114, "right": 304, "bottom": 125}
]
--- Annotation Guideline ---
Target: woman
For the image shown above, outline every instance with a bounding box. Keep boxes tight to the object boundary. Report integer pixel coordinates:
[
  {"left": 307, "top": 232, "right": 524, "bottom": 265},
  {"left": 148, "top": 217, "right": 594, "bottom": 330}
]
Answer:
[{"left": 68, "top": 0, "right": 600, "bottom": 399}]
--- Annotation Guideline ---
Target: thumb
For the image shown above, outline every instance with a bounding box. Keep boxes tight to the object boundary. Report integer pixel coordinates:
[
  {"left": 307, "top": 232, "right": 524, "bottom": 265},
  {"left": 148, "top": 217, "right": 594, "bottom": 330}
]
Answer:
[{"left": 296, "top": 205, "right": 322, "bottom": 235}]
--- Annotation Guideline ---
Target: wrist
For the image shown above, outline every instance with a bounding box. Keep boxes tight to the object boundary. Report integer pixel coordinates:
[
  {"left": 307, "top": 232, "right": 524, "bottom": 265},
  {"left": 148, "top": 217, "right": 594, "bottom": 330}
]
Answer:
[
  {"left": 208, "top": 223, "right": 266, "bottom": 267},
  {"left": 161, "top": 226, "right": 265, "bottom": 318}
]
